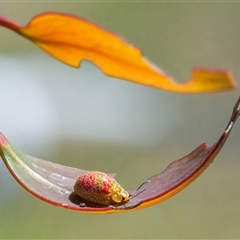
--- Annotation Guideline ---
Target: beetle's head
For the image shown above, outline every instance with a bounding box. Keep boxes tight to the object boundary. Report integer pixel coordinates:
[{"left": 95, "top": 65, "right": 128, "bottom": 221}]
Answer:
[{"left": 111, "top": 183, "right": 130, "bottom": 204}]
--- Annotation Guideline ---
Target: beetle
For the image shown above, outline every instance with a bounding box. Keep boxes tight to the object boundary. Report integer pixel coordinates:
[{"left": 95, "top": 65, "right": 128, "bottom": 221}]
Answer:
[{"left": 73, "top": 171, "right": 130, "bottom": 206}]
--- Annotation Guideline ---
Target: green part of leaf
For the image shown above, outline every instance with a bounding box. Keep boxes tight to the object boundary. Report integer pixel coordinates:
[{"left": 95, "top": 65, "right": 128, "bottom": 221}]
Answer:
[{"left": 0, "top": 137, "right": 114, "bottom": 212}]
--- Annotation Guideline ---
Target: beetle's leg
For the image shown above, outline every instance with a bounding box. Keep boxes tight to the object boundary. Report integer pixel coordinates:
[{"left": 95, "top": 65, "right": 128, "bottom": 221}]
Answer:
[
  {"left": 112, "top": 201, "right": 142, "bottom": 210},
  {"left": 79, "top": 202, "right": 86, "bottom": 207}
]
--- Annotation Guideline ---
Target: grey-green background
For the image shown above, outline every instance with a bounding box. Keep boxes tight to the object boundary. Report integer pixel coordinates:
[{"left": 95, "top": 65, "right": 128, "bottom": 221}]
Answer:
[{"left": 0, "top": 2, "right": 240, "bottom": 239}]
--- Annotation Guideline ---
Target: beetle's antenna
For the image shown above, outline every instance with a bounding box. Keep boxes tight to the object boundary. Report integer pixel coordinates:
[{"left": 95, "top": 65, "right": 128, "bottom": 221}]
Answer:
[{"left": 130, "top": 187, "right": 146, "bottom": 200}]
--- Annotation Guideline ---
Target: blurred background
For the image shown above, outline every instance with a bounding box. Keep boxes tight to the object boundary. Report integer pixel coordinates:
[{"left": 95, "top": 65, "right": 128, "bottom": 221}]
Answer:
[{"left": 0, "top": 1, "right": 240, "bottom": 239}]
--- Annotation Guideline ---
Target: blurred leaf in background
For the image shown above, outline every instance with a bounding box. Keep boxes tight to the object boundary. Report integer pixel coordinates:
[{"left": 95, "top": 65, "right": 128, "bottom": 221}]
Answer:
[{"left": 1, "top": 12, "right": 234, "bottom": 93}]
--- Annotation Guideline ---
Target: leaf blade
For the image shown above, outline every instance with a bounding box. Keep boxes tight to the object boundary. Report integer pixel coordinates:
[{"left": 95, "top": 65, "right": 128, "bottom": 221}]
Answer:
[
  {"left": 1, "top": 97, "right": 239, "bottom": 213},
  {"left": 128, "top": 96, "right": 240, "bottom": 210}
]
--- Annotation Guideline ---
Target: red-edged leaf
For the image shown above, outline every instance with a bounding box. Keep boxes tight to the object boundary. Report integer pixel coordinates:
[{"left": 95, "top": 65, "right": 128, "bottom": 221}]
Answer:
[
  {"left": 0, "top": 13, "right": 236, "bottom": 93},
  {"left": 1, "top": 96, "right": 239, "bottom": 213}
]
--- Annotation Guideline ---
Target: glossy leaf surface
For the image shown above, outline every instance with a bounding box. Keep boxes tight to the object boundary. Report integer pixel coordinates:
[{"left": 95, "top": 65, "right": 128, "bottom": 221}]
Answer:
[
  {"left": 1, "top": 97, "right": 239, "bottom": 213},
  {"left": 0, "top": 13, "right": 236, "bottom": 93}
]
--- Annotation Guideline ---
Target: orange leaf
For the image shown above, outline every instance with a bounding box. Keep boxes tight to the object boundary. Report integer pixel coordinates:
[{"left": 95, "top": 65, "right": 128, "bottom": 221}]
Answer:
[{"left": 0, "top": 12, "right": 236, "bottom": 93}]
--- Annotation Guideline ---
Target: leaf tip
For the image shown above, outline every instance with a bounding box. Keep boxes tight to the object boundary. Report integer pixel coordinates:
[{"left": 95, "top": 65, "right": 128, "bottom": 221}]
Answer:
[
  {"left": 0, "top": 132, "right": 8, "bottom": 149},
  {"left": 191, "top": 68, "right": 236, "bottom": 93}
]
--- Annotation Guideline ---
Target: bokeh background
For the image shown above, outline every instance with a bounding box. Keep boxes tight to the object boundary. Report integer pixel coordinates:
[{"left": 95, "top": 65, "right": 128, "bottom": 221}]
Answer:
[{"left": 0, "top": 1, "right": 240, "bottom": 239}]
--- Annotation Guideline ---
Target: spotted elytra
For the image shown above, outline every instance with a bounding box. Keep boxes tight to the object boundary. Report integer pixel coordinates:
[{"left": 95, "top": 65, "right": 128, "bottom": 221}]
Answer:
[{"left": 73, "top": 171, "right": 130, "bottom": 206}]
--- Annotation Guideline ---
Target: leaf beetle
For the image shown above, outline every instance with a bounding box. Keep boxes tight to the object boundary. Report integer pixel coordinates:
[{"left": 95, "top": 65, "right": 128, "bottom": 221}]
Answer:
[{"left": 73, "top": 171, "right": 130, "bottom": 206}]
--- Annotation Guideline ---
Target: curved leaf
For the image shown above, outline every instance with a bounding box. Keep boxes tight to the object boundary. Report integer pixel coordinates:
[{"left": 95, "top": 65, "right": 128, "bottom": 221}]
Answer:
[
  {"left": 1, "top": 96, "right": 239, "bottom": 213},
  {"left": 0, "top": 13, "right": 236, "bottom": 93}
]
